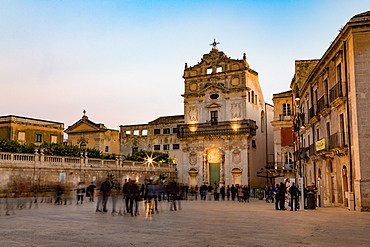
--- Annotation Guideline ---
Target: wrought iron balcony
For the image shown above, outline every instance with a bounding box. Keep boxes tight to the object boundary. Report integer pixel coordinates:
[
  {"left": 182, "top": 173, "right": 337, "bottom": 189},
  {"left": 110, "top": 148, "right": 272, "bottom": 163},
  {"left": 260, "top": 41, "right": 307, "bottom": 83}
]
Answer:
[
  {"left": 177, "top": 119, "right": 257, "bottom": 138},
  {"left": 266, "top": 162, "right": 295, "bottom": 170},
  {"left": 330, "top": 82, "right": 346, "bottom": 107}
]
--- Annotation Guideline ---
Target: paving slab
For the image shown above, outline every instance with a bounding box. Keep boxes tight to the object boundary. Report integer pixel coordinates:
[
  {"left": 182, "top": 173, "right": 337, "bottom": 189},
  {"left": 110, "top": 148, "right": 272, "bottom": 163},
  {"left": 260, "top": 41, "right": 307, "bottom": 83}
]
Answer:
[{"left": 0, "top": 198, "right": 369, "bottom": 247}]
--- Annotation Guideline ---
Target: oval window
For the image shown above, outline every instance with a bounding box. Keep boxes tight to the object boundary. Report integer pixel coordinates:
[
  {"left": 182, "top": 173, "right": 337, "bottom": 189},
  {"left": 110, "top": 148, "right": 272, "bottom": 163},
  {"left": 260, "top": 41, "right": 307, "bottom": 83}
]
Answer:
[{"left": 210, "top": 94, "right": 219, "bottom": 99}]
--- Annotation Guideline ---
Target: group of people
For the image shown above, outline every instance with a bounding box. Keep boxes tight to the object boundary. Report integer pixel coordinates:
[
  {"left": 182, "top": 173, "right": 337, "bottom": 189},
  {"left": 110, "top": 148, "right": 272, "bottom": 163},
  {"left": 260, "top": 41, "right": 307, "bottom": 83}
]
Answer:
[
  {"left": 95, "top": 178, "right": 183, "bottom": 216},
  {"left": 196, "top": 183, "right": 250, "bottom": 202},
  {"left": 272, "top": 182, "right": 300, "bottom": 211}
]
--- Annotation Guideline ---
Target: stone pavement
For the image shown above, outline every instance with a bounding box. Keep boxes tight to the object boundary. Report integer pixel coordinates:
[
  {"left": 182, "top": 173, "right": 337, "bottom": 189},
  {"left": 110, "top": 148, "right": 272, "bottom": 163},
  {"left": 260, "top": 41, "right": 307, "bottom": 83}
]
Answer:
[{"left": 0, "top": 198, "right": 369, "bottom": 247}]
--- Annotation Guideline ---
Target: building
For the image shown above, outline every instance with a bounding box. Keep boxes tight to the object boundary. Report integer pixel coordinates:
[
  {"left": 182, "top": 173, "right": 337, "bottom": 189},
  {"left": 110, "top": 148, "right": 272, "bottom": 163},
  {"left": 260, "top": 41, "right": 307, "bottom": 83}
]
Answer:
[
  {"left": 120, "top": 45, "right": 274, "bottom": 188},
  {"left": 269, "top": 90, "right": 296, "bottom": 183},
  {"left": 291, "top": 11, "right": 370, "bottom": 211},
  {"left": 65, "top": 112, "right": 120, "bottom": 155},
  {"left": 0, "top": 115, "right": 64, "bottom": 145}
]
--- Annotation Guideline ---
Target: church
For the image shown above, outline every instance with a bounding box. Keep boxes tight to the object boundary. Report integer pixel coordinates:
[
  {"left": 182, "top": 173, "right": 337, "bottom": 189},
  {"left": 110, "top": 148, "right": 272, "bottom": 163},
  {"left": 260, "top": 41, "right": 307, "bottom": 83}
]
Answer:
[{"left": 120, "top": 43, "right": 274, "bottom": 188}]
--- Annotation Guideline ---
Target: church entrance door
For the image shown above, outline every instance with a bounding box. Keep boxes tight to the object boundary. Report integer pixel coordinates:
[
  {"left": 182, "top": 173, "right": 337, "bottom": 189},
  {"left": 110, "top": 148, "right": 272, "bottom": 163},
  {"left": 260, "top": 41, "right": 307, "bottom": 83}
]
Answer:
[{"left": 209, "top": 163, "right": 220, "bottom": 185}]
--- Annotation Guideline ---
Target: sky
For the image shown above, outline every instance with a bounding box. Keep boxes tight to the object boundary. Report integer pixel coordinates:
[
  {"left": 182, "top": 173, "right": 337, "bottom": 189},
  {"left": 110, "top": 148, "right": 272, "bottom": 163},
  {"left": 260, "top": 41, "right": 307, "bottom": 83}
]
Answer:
[{"left": 1, "top": 0, "right": 369, "bottom": 130}]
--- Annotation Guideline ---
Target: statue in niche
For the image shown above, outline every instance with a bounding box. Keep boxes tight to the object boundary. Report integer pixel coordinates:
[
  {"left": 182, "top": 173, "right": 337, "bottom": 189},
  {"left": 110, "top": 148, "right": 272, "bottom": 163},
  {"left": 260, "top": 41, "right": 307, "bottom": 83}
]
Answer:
[
  {"left": 189, "top": 107, "right": 198, "bottom": 122},
  {"left": 232, "top": 149, "right": 241, "bottom": 164},
  {"left": 189, "top": 151, "right": 197, "bottom": 166},
  {"left": 231, "top": 103, "right": 241, "bottom": 119}
]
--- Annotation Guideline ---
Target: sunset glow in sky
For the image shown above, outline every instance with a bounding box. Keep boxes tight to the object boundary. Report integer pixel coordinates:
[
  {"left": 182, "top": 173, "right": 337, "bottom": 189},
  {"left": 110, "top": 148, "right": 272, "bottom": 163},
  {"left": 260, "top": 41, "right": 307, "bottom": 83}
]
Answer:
[{"left": 1, "top": 0, "right": 369, "bottom": 130}]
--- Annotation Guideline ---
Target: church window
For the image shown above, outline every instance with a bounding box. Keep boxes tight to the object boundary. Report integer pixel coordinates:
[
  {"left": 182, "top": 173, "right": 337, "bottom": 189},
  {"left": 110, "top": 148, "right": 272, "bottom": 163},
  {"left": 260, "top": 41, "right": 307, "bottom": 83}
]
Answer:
[
  {"left": 105, "top": 146, "right": 109, "bottom": 152},
  {"left": 211, "top": 111, "right": 218, "bottom": 125},
  {"left": 154, "top": 145, "right": 160, "bottom": 151},
  {"left": 210, "top": 94, "right": 219, "bottom": 99},
  {"left": 163, "top": 144, "right": 170, "bottom": 150},
  {"left": 173, "top": 144, "right": 180, "bottom": 150},
  {"left": 163, "top": 128, "right": 170, "bottom": 134},
  {"left": 154, "top": 129, "right": 160, "bottom": 135}
]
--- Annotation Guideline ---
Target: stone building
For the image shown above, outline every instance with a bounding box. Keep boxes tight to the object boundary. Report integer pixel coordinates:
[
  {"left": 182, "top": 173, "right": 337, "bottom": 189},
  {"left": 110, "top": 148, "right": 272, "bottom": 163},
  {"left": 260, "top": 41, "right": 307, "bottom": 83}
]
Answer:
[
  {"left": 65, "top": 112, "right": 120, "bottom": 155},
  {"left": 0, "top": 115, "right": 64, "bottom": 145},
  {"left": 269, "top": 90, "right": 295, "bottom": 183},
  {"left": 291, "top": 11, "right": 370, "bottom": 211},
  {"left": 120, "top": 46, "right": 274, "bottom": 188}
]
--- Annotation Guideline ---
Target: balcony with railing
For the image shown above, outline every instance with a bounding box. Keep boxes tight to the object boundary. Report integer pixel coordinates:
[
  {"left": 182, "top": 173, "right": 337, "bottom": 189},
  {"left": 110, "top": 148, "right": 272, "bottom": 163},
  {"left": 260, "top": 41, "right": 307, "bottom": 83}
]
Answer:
[
  {"left": 309, "top": 105, "right": 319, "bottom": 123},
  {"left": 266, "top": 162, "right": 295, "bottom": 170},
  {"left": 278, "top": 114, "right": 292, "bottom": 121},
  {"left": 177, "top": 119, "right": 257, "bottom": 138},
  {"left": 317, "top": 95, "right": 331, "bottom": 116},
  {"left": 330, "top": 82, "right": 346, "bottom": 107},
  {"left": 329, "top": 132, "right": 347, "bottom": 150}
]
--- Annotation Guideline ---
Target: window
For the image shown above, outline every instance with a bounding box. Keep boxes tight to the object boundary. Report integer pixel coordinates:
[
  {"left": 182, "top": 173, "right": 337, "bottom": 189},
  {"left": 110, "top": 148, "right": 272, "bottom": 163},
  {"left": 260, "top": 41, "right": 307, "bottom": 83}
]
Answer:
[
  {"left": 248, "top": 92, "right": 251, "bottom": 102},
  {"left": 211, "top": 111, "right": 218, "bottom": 125},
  {"left": 261, "top": 111, "right": 265, "bottom": 133},
  {"left": 105, "top": 146, "right": 109, "bottom": 152},
  {"left": 154, "top": 145, "right": 160, "bottom": 151},
  {"left": 173, "top": 128, "right": 179, "bottom": 134},
  {"left": 207, "top": 67, "right": 212, "bottom": 74},
  {"left": 51, "top": 135, "right": 58, "bottom": 144},
  {"left": 210, "top": 94, "right": 219, "bottom": 99},
  {"left": 18, "top": 132, "right": 25, "bottom": 141},
  {"left": 132, "top": 147, "right": 138, "bottom": 154},
  {"left": 337, "top": 64, "right": 342, "bottom": 84},
  {"left": 134, "top": 130, "right": 140, "bottom": 136},
  {"left": 252, "top": 140, "right": 256, "bottom": 148},
  {"left": 154, "top": 129, "right": 160, "bottom": 135},
  {"left": 163, "top": 128, "right": 170, "bottom": 134},
  {"left": 284, "top": 152, "right": 293, "bottom": 169},
  {"left": 173, "top": 144, "right": 180, "bottom": 150},
  {"left": 163, "top": 144, "right": 170, "bottom": 151},
  {"left": 216, "top": 66, "right": 222, "bottom": 73},
  {"left": 142, "top": 130, "right": 148, "bottom": 136},
  {"left": 35, "top": 134, "right": 42, "bottom": 143},
  {"left": 283, "top": 104, "right": 291, "bottom": 116},
  {"left": 340, "top": 114, "right": 345, "bottom": 145},
  {"left": 125, "top": 131, "right": 131, "bottom": 136},
  {"left": 251, "top": 91, "right": 254, "bottom": 103}
]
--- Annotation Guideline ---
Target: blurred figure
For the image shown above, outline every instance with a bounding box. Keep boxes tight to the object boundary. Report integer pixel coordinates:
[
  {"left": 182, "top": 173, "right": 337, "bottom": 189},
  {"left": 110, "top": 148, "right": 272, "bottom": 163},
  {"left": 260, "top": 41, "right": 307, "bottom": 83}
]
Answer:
[
  {"left": 55, "top": 184, "right": 64, "bottom": 205},
  {"left": 86, "top": 182, "right": 96, "bottom": 202},
  {"left": 127, "top": 180, "right": 140, "bottom": 216},
  {"left": 76, "top": 182, "right": 86, "bottom": 204},
  {"left": 100, "top": 178, "right": 111, "bottom": 212}
]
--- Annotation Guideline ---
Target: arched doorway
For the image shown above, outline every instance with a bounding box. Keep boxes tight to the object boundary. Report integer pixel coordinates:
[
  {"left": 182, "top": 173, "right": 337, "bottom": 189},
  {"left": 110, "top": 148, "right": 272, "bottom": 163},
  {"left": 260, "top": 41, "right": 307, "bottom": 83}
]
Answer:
[{"left": 204, "top": 148, "right": 224, "bottom": 185}]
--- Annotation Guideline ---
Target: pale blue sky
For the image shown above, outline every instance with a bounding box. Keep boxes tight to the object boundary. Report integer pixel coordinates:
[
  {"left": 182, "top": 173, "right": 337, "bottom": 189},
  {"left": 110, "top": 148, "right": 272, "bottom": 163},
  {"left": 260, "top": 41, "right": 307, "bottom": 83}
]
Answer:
[{"left": 1, "top": 0, "right": 369, "bottom": 129}]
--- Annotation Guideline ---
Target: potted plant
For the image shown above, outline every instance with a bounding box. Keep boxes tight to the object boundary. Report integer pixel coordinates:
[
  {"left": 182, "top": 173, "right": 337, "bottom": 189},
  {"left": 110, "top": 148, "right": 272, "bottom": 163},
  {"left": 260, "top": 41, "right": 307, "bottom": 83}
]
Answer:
[{"left": 255, "top": 188, "right": 265, "bottom": 200}]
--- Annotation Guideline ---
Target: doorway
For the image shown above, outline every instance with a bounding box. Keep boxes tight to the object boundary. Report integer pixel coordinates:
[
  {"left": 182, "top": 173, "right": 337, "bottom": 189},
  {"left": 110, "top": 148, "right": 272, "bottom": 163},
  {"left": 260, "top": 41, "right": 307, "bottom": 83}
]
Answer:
[{"left": 209, "top": 163, "right": 220, "bottom": 185}]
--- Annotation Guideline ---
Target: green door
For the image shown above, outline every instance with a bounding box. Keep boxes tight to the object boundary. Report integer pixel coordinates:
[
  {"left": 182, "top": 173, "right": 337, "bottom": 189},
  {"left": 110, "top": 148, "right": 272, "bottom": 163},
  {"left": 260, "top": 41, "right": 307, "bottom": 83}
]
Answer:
[{"left": 209, "top": 163, "right": 220, "bottom": 185}]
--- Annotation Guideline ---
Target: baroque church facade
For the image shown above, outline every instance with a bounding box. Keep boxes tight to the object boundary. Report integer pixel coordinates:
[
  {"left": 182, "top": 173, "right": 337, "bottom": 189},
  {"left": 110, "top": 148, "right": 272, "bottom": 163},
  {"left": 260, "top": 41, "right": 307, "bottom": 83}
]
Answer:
[{"left": 120, "top": 46, "right": 274, "bottom": 188}]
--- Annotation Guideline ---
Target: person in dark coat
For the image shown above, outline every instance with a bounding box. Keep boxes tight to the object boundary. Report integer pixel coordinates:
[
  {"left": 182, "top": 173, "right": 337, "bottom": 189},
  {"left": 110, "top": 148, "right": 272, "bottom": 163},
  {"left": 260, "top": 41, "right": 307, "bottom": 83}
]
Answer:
[
  {"left": 274, "top": 184, "right": 280, "bottom": 210},
  {"left": 231, "top": 185, "right": 237, "bottom": 201},
  {"left": 100, "top": 178, "right": 111, "bottom": 212},
  {"left": 289, "top": 183, "right": 299, "bottom": 211},
  {"left": 279, "top": 182, "right": 286, "bottom": 210}
]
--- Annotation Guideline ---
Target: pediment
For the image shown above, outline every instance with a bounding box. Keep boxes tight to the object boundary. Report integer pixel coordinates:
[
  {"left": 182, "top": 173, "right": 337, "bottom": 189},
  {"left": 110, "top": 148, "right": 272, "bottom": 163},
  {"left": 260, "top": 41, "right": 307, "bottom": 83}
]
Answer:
[
  {"left": 206, "top": 102, "right": 222, "bottom": 108},
  {"left": 65, "top": 118, "right": 106, "bottom": 133},
  {"left": 199, "top": 84, "right": 225, "bottom": 94}
]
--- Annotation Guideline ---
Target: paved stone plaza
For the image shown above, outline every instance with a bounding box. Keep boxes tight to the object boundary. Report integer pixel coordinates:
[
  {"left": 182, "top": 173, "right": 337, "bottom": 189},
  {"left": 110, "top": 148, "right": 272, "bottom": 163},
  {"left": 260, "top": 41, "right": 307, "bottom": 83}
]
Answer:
[{"left": 0, "top": 198, "right": 369, "bottom": 247}]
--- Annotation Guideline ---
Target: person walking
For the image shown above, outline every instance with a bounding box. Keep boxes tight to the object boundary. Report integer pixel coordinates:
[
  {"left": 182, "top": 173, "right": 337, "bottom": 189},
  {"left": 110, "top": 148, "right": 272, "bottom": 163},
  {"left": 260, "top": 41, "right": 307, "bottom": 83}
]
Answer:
[
  {"left": 279, "top": 182, "right": 286, "bottom": 210},
  {"left": 100, "top": 178, "right": 111, "bottom": 212},
  {"left": 231, "top": 185, "right": 236, "bottom": 201}
]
